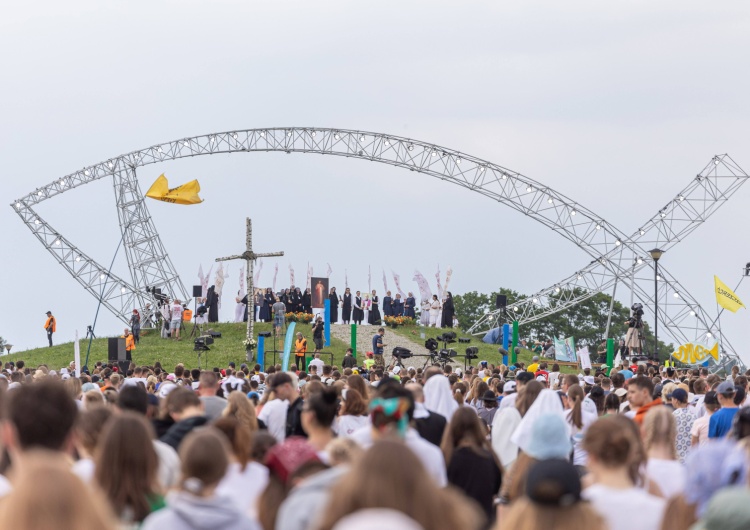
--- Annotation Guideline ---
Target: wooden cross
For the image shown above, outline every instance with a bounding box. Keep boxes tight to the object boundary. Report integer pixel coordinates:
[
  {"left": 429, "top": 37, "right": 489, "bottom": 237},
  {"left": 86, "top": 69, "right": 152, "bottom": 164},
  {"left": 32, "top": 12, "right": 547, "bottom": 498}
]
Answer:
[{"left": 216, "top": 218, "right": 283, "bottom": 362}]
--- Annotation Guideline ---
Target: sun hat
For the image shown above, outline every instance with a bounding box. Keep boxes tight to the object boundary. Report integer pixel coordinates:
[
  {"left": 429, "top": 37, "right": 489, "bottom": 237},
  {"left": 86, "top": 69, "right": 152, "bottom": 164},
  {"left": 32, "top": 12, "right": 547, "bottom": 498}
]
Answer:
[{"left": 525, "top": 413, "right": 572, "bottom": 460}]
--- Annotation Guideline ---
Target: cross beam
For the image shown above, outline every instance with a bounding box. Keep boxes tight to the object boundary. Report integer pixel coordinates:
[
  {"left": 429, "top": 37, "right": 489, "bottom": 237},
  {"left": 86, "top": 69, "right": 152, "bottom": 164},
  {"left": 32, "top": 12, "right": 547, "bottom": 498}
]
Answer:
[{"left": 216, "top": 218, "right": 283, "bottom": 362}]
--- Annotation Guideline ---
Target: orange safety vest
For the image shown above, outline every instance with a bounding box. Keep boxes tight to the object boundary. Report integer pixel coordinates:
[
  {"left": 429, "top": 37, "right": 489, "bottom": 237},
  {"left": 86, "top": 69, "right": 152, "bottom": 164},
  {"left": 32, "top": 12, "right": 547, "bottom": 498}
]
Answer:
[
  {"left": 44, "top": 316, "right": 56, "bottom": 333},
  {"left": 182, "top": 309, "right": 193, "bottom": 321},
  {"left": 295, "top": 338, "right": 307, "bottom": 355},
  {"left": 124, "top": 334, "right": 136, "bottom": 352}
]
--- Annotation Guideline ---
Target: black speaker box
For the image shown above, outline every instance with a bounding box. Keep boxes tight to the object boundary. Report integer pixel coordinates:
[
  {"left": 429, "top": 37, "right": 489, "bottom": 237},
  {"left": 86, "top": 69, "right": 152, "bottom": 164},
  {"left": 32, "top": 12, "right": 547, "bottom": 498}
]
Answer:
[
  {"left": 496, "top": 295, "right": 507, "bottom": 309},
  {"left": 108, "top": 337, "right": 126, "bottom": 362},
  {"left": 193, "top": 285, "right": 202, "bottom": 297}
]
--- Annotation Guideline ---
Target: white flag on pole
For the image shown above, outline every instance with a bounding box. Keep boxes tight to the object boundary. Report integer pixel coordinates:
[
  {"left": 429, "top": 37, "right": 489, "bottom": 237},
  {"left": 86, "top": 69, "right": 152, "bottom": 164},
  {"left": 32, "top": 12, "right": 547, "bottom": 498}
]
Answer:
[{"left": 74, "top": 330, "right": 81, "bottom": 377}]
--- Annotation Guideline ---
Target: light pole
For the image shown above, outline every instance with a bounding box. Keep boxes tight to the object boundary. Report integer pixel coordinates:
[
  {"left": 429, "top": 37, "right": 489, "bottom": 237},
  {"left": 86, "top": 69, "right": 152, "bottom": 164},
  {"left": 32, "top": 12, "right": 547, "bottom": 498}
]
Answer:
[
  {"left": 4, "top": 344, "right": 12, "bottom": 356},
  {"left": 649, "top": 249, "right": 664, "bottom": 359}
]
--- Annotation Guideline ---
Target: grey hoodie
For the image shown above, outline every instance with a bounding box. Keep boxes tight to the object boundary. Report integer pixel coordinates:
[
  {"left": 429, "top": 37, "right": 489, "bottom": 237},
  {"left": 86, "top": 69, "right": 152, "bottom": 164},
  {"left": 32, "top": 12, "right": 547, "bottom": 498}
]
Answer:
[
  {"left": 275, "top": 466, "right": 350, "bottom": 530},
  {"left": 141, "top": 491, "right": 260, "bottom": 530}
]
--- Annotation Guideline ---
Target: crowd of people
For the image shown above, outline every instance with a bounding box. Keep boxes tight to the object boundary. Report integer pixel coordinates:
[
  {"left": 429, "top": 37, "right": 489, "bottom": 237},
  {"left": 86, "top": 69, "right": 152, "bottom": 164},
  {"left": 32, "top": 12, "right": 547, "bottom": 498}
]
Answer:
[
  {"left": 4, "top": 347, "right": 750, "bottom": 529},
  {"left": 235, "top": 287, "right": 458, "bottom": 328}
]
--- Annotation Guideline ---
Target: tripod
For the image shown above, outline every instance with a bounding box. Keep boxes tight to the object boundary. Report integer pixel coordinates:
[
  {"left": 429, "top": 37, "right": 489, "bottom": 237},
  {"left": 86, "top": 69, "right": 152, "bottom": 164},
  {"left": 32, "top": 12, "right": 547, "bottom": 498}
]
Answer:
[{"left": 85, "top": 325, "right": 96, "bottom": 340}]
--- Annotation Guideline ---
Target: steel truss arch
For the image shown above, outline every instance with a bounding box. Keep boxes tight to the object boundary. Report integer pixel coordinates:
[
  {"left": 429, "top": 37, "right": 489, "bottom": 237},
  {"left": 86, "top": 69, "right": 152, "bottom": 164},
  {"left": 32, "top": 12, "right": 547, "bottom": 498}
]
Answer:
[
  {"left": 11, "top": 128, "right": 745, "bottom": 367},
  {"left": 471, "top": 155, "right": 749, "bottom": 370}
]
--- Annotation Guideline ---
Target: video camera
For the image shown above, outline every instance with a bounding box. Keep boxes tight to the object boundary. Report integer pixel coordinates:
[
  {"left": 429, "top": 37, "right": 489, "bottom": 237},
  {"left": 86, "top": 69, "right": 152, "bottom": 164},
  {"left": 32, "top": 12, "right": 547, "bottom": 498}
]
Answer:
[
  {"left": 194, "top": 335, "right": 214, "bottom": 351},
  {"left": 393, "top": 347, "right": 413, "bottom": 359}
]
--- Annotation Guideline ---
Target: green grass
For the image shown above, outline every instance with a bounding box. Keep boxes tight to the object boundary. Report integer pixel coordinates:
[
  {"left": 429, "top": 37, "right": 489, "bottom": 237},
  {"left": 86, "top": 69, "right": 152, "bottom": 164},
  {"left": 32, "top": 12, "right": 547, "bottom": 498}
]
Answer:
[
  {"left": 9, "top": 322, "right": 353, "bottom": 371},
  {"left": 387, "top": 325, "right": 578, "bottom": 373}
]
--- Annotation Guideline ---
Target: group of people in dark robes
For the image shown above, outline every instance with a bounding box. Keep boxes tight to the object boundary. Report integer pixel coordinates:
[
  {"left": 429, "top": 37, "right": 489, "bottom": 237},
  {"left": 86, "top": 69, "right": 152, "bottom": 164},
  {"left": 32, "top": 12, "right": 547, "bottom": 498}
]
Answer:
[
  {"left": 382, "top": 290, "right": 417, "bottom": 319},
  {"left": 235, "top": 285, "right": 456, "bottom": 328}
]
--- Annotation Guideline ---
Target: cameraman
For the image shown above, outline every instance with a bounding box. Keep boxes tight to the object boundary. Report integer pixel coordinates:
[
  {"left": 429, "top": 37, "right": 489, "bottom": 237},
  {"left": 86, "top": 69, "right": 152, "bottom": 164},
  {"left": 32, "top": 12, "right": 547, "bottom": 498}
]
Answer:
[
  {"left": 372, "top": 327, "right": 386, "bottom": 369},
  {"left": 624, "top": 303, "right": 644, "bottom": 356}
]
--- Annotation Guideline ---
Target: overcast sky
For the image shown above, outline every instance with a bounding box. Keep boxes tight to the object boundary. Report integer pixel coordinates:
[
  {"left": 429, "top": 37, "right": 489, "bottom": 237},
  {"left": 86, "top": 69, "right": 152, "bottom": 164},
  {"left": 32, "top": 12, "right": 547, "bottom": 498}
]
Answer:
[{"left": 2, "top": 1, "right": 750, "bottom": 362}]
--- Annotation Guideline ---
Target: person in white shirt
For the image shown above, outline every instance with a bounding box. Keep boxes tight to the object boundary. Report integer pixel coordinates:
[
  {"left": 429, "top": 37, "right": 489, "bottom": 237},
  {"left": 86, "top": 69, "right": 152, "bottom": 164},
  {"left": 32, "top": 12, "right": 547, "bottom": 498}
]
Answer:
[
  {"left": 308, "top": 353, "right": 325, "bottom": 375},
  {"left": 643, "top": 405, "right": 686, "bottom": 499},
  {"left": 565, "top": 384, "right": 598, "bottom": 468},
  {"left": 691, "top": 391, "right": 719, "bottom": 447},
  {"left": 257, "top": 392, "right": 289, "bottom": 443},
  {"left": 333, "top": 388, "right": 370, "bottom": 437},
  {"left": 170, "top": 299, "right": 183, "bottom": 340},
  {"left": 582, "top": 415, "right": 666, "bottom": 530}
]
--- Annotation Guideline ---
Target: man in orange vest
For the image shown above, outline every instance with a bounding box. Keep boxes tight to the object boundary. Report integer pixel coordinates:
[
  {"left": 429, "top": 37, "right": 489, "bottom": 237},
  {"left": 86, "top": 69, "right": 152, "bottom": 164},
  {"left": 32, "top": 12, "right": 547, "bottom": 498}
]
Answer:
[
  {"left": 294, "top": 332, "right": 307, "bottom": 370},
  {"left": 44, "top": 311, "right": 56, "bottom": 347},
  {"left": 122, "top": 329, "right": 136, "bottom": 360}
]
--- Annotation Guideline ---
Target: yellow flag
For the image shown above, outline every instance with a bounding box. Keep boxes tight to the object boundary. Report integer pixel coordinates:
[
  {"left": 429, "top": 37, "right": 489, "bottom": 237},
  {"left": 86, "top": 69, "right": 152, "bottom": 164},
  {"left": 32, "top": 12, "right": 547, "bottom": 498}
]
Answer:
[
  {"left": 714, "top": 275, "right": 745, "bottom": 313},
  {"left": 145, "top": 174, "right": 203, "bottom": 205}
]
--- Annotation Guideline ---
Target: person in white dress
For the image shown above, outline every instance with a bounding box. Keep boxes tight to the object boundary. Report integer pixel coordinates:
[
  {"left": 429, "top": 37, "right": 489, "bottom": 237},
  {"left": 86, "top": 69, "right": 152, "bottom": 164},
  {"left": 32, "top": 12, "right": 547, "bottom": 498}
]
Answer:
[{"left": 428, "top": 295, "right": 441, "bottom": 327}]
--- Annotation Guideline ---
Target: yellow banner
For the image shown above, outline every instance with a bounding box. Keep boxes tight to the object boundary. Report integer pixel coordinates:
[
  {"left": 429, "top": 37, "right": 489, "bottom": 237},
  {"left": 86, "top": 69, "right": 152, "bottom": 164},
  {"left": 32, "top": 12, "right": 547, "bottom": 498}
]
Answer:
[
  {"left": 671, "top": 342, "right": 719, "bottom": 365},
  {"left": 714, "top": 275, "right": 745, "bottom": 313},
  {"left": 145, "top": 174, "right": 203, "bottom": 205}
]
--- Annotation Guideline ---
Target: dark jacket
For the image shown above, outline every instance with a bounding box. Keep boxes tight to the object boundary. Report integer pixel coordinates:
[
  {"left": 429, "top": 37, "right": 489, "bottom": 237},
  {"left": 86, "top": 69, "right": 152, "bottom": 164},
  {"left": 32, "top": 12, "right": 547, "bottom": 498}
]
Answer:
[{"left": 160, "top": 416, "right": 209, "bottom": 450}]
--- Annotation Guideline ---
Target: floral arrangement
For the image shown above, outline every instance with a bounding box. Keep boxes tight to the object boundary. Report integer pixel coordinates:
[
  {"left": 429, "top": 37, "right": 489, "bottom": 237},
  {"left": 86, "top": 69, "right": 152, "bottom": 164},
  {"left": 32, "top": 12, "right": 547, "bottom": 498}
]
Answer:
[
  {"left": 286, "top": 312, "right": 314, "bottom": 323},
  {"left": 384, "top": 316, "right": 416, "bottom": 327},
  {"left": 243, "top": 338, "right": 256, "bottom": 350}
]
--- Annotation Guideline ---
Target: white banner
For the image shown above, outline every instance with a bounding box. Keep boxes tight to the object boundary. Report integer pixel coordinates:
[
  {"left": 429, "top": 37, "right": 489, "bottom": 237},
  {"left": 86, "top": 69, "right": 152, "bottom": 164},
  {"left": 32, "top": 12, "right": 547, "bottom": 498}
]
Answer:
[{"left": 74, "top": 330, "right": 81, "bottom": 377}]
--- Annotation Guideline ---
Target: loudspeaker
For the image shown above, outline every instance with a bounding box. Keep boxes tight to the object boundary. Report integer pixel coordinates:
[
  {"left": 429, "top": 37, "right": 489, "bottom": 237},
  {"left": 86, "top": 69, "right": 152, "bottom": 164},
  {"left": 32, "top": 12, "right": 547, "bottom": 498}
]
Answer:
[
  {"left": 193, "top": 285, "right": 202, "bottom": 297},
  {"left": 496, "top": 295, "right": 507, "bottom": 309},
  {"left": 108, "top": 337, "right": 126, "bottom": 362}
]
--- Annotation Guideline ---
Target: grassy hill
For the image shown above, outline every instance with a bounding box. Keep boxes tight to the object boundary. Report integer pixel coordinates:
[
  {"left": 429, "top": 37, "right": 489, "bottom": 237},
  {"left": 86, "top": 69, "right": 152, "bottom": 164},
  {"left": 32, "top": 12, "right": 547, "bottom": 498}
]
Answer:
[
  {"left": 9, "top": 321, "right": 354, "bottom": 371},
  {"left": 386, "top": 324, "right": 581, "bottom": 372}
]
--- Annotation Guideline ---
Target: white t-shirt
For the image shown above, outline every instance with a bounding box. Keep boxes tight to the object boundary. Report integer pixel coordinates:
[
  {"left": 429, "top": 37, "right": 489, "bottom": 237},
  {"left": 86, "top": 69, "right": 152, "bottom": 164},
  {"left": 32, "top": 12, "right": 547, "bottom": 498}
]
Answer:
[
  {"left": 308, "top": 359, "right": 325, "bottom": 374},
  {"left": 258, "top": 399, "right": 289, "bottom": 442},
  {"left": 334, "top": 415, "right": 371, "bottom": 437},
  {"left": 565, "top": 409, "right": 598, "bottom": 466},
  {"left": 216, "top": 461, "right": 269, "bottom": 519},
  {"left": 646, "top": 458, "right": 686, "bottom": 499},
  {"left": 583, "top": 484, "right": 666, "bottom": 530},
  {"left": 171, "top": 304, "right": 182, "bottom": 322}
]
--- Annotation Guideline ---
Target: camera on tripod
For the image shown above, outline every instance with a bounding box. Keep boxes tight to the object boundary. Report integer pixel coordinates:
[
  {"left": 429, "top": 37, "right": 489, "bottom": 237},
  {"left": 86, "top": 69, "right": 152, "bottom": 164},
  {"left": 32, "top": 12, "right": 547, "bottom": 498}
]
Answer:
[
  {"left": 629, "top": 303, "right": 645, "bottom": 326},
  {"left": 194, "top": 335, "right": 214, "bottom": 351},
  {"left": 436, "top": 331, "right": 457, "bottom": 344},
  {"left": 393, "top": 347, "right": 413, "bottom": 359}
]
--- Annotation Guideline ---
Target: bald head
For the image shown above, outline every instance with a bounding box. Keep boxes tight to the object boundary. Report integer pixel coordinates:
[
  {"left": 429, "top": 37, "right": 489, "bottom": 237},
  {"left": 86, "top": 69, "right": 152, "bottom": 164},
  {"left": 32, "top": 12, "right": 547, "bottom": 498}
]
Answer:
[
  {"left": 406, "top": 382, "right": 424, "bottom": 402},
  {"left": 422, "top": 366, "right": 442, "bottom": 384}
]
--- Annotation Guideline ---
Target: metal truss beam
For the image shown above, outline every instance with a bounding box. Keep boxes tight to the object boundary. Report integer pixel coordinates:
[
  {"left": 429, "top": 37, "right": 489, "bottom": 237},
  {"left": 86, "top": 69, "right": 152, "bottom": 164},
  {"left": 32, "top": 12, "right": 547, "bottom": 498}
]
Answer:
[
  {"left": 10, "top": 128, "right": 744, "bottom": 368},
  {"left": 113, "top": 166, "right": 187, "bottom": 307}
]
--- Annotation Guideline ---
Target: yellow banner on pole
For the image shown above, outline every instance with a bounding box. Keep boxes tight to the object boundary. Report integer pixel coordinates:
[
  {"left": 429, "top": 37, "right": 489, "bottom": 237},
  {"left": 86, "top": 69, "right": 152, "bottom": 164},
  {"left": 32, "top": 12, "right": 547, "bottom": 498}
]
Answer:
[
  {"left": 714, "top": 275, "right": 745, "bottom": 313},
  {"left": 145, "top": 174, "right": 203, "bottom": 205}
]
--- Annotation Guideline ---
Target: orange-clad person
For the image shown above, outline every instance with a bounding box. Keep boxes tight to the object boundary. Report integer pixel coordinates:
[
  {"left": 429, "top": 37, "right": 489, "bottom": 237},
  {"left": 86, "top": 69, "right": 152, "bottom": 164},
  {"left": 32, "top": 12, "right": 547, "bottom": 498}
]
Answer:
[{"left": 44, "top": 311, "right": 56, "bottom": 347}]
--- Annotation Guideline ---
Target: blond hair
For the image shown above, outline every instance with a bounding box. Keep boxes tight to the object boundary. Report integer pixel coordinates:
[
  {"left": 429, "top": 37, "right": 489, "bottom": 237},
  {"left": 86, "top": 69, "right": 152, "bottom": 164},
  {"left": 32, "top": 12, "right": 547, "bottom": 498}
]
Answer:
[
  {"left": 223, "top": 392, "right": 259, "bottom": 432},
  {"left": 643, "top": 405, "right": 677, "bottom": 459}
]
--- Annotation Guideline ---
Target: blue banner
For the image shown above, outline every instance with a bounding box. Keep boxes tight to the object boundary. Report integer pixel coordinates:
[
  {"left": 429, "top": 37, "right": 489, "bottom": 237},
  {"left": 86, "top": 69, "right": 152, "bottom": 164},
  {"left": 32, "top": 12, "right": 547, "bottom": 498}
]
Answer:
[
  {"left": 257, "top": 335, "right": 265, "bottom": 368},
  {"left": 324, "top": 299, "right": 331, "bottom": 347},
  {"left": 281, "top": 322, "right": 296, "bottom": 371},
  {"left": 502, "top": 323, "right": 510, "bottom": 365}
]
